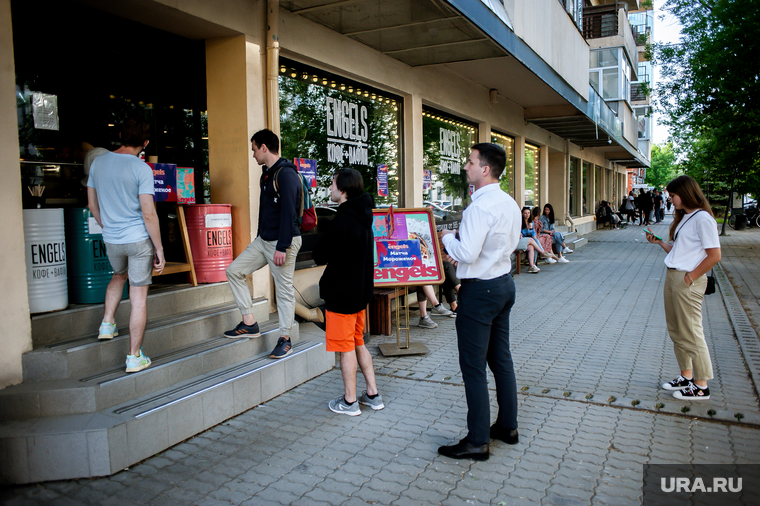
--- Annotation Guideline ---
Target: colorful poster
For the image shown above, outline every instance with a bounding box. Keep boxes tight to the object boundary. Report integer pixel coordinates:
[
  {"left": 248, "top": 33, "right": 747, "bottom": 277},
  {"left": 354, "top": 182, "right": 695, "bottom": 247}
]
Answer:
[
  {"left": 423, "top": 170, "right": 432, "bottom": 190},
  {"left": 377, "top": 164, "right": 388, "bottom": 197},
  {"left": 294, "top": 158, "right": 318, "bottom": 188},
  {"left": 372, "top": 208, "right": 444, "bottom": 286},
  {"left": 176, "top": 167, "right": 196, "bottom": 204}
]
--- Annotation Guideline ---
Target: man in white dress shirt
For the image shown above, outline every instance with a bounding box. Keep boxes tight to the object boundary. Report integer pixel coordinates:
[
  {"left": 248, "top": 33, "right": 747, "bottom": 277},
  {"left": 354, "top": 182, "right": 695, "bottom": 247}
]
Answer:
[{"left": 438, "top": 143, "right": 521, "bottom": 461}]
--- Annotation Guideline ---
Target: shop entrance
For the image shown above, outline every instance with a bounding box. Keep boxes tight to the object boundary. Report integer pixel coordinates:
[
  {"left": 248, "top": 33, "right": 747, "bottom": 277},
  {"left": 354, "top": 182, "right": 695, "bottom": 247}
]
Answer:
[{"left": 13, "top": 0, "right": 209, "bottom": 276}]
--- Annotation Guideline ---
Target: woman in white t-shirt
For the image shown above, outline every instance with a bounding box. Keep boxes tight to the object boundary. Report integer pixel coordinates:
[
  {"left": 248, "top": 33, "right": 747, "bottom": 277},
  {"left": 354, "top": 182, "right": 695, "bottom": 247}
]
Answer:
[{"left": 645, "top": 175, "right": 721, "bottom": 400}]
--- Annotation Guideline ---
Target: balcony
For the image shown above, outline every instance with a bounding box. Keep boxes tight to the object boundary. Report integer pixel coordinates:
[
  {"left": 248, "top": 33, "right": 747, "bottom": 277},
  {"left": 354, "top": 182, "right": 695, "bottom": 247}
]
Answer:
[
  {"left": 631, "top": 82, "right": 648, "bottom": 102},
  {"left": 583, "top": 2, "right": 636, "bottom": 41}
]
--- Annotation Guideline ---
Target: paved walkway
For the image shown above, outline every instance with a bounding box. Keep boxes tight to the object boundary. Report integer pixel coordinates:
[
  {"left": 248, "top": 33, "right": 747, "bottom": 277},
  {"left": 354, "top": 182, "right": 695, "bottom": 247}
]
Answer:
[{"left": 4, "top": 216, "right": 760, "bottom": 506}]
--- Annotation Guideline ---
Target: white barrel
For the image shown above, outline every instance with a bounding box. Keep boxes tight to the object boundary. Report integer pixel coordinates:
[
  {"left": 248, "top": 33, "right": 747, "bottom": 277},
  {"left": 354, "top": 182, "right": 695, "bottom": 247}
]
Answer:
[{"left": 24, "top": 209, "right": 68, "bottom": 313}]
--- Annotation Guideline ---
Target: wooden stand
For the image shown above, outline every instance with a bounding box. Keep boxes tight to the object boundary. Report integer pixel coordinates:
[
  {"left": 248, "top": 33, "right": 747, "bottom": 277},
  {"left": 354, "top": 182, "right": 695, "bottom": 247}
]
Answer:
[
  {"left": 153, "top": 204, "right": 198, "bottom": 286},
  {"left": 378, "top": 286, "right": 429, "bottom": 357}
]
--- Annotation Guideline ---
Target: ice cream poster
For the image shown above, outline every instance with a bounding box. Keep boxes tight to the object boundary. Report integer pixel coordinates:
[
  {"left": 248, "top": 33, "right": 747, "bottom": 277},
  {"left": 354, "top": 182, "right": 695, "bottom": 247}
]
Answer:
[
  {"left": 294, "top": 158, "right": 318, "bottom": 188},
  {"left": 149, "top": 163, "right": 177, "bottom": 202},
  {"left": 377, "top": 164, "right": 388, "bottom": 197},
  {"left": 376, "top": 240, "right": 423, "bottom": 268}
]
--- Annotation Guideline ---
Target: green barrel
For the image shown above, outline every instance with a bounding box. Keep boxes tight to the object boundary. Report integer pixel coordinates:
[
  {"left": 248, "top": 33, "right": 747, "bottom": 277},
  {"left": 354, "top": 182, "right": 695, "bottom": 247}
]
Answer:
[{"left": 64, "top": 208, "right": 127, "bottom": 304}]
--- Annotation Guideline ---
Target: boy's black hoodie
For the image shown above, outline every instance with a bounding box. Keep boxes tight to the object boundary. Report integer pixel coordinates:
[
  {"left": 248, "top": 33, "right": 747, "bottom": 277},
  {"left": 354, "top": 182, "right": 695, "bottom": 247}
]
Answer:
[
  {"left": 258, "top": 158, "right": 301, "bottom": 252},
  {"left": 313, "top": 193, "right": 374, "bottom": 314}
]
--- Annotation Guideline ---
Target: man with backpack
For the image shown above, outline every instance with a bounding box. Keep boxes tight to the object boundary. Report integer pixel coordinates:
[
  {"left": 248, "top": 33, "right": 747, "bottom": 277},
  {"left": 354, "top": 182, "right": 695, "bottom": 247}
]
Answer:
[{"left": 224, "top": 129, "right": 302, "bottom": 359}]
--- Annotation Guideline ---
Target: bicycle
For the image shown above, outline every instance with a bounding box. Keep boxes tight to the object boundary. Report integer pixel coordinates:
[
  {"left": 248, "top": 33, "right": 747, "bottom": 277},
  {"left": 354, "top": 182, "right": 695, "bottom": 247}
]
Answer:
[{"left": 728, "top": 205, "right": 760, "bottom": 229}]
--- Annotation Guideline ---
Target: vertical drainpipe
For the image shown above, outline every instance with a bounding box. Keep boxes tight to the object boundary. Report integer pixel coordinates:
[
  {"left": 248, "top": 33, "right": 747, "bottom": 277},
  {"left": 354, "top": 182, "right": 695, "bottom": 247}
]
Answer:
[{"left": 267, "top": 0, "right": 280, "bottom": 135}]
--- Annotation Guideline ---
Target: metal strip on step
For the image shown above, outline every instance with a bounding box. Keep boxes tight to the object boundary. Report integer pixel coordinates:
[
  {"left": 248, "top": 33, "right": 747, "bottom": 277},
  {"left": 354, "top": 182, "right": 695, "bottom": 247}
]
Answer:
[
  {"left": 45, "top": 303, "right": 239, "bottom": 350},
  {"left": 120, "top": 341, "right": 324, "bottom": 418},
  {"left": 79, "top": 323, "right": 281, "bottom": 384},
  {"left": 80, "top": 336, "right": 234, "bottom": 383}
]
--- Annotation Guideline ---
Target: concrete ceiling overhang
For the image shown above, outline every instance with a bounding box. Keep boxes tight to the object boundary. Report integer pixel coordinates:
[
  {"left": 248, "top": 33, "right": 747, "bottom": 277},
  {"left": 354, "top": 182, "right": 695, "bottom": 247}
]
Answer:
[{"left": 283, "top": 0, "right": 648, "bottom": 167}]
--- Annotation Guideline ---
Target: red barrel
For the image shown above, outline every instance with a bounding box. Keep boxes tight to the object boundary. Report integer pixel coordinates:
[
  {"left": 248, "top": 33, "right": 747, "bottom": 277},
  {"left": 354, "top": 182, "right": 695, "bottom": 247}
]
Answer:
[{"left": 185, "top": 204, "right": 233, "bottom": 283}]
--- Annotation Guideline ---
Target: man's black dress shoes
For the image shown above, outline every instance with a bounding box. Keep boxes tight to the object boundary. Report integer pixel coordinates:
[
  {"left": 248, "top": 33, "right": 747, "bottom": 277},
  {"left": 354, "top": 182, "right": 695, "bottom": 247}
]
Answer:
[
  {"left": 438, "top": 439, "right": 490, "bottom": 461},
  {"left": 490, "top": 425, "right": 519, "bottom": 444}
]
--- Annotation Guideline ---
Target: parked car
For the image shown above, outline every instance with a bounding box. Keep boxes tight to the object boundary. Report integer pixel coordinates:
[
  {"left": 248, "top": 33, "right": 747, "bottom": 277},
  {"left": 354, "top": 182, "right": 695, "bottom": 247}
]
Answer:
[{"left": 424, "top": 201, "right": 461, "bottom": 231}]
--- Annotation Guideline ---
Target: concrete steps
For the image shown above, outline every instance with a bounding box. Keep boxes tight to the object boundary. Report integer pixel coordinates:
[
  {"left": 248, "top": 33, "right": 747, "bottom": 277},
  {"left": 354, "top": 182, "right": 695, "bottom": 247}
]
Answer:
[
  {"left": 0, "top": 341, "right": 332, "bottom": 484},
  {"left": 22, "top": 299, "right": 267, "bottom": 382},
  {"left": 559, "top": 227, "right": 588, "bottom": 251},
  {"left": 0, "top": 282, "right": 334, "bottom": 484}
]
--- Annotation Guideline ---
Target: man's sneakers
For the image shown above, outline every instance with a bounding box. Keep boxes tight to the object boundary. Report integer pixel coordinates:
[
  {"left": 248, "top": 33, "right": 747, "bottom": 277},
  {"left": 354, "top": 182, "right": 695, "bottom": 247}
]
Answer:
[
  {"left": 98, "top": 321, "right": 118, "bottom": 340},
  {"left": 429, "top": 304, "right": 453, "bottom": 317},
  {"left": 673, "top": 383, "right": 710, "bottom": 400},
  {"left": 557, "top": 256, "right": 569, "bottom": 263},
  {"left": 270, "top": 337, "right": 293, "bottom": 358},
  {"left": 125, "top": 349, "right": 151, "bottom": 373},
  {"left": 359, "top": 391, "right": 385, "bottom": 410},
  {"left": 562, "top": 246, "right": 573, "bottom": 254},
  {"left": 418, "top": 315, "right": 438, "bottom": 329},
  {"left": 662, "top": 375, "right": 692, "bottom": 391},
  {"left": 224, "top": 321, "right": 261, "bottom": 338},
  {"left": 328, "top": 396, "right": 361, "bottom": 416}
]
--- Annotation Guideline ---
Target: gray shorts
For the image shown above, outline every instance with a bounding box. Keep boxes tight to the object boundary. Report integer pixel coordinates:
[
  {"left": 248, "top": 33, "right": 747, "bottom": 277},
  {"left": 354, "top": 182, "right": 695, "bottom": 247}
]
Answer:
[{"left": 105, "top": 239, "right": 154, "bottom": 286}]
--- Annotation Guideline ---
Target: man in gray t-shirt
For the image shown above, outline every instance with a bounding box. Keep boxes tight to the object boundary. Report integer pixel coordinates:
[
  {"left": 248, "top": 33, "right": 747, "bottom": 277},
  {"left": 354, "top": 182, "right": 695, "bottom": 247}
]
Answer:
[{"left": 87, "top": 118, "right": 165, "bottom": 373}]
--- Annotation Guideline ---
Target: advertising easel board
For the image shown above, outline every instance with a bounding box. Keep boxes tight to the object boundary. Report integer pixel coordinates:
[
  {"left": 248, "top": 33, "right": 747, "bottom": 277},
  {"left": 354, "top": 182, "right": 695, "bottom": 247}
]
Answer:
[
  {"left": 372, "top": 208, "right": 445, "bottom": 287},
  {"left": 371, "top": 207, "right": 444, "bottom": 356}
]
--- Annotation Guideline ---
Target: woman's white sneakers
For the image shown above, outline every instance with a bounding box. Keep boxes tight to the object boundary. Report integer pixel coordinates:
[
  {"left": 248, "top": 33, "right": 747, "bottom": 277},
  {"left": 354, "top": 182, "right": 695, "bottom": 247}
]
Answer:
[
  {"left": 557, "top": 257, "right": 569, "bottom": 263},
  {"left": 544, "top": 257, "right": 557, "bottom": 264}
]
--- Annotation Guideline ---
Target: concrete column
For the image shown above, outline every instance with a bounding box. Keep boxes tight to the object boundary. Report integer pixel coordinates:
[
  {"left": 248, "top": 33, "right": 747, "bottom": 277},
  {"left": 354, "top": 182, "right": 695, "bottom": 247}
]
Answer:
[
  {"left": 403, "top": 94, "right": 423, "bottom": 207},
  {"left": 539, "top": 144, "right": 549, "bottom": 206},
  {"left": 514, "top": 136, "right": 526, "bottom": 208},
  {"left": 547, "top": 152, "right": 565, "bottom": 214},
  {"left": 206, "top": 35, "right": 271, "bottom": 302},
  {"left": 478, "top": 122, "right": 490, "bottom": 144},
  {"left": 0, "top": 0, "right": 32, "bottom": 388}
]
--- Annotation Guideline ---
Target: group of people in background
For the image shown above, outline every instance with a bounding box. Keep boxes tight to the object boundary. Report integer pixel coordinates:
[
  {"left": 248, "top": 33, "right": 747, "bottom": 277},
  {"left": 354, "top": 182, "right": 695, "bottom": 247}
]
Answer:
[
  {"left": 518, "top": 203, "right": 573, "bottom": 273},
  {"left": 619, "top": 188, "right": 670, "bottom": 226}
]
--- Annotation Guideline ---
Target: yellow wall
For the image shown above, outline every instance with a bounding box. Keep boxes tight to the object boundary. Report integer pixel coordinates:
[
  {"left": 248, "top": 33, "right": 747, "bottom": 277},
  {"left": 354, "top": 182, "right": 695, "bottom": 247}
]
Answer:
[
  {"left": 206, "top": 34, "right": 274, "bottom": 305},
  {"left": 511, "top": 0, "right": 589, "bottom": 98},
  {"left": 0, "top": 0, "right": 32, "bottom": 388}
]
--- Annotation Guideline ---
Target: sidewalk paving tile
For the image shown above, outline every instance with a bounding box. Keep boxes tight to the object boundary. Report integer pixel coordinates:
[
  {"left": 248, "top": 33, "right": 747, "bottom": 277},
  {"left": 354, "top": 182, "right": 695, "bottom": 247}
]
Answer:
[{"left": 4, "top": 216, "right": 760, "bottom": 505}]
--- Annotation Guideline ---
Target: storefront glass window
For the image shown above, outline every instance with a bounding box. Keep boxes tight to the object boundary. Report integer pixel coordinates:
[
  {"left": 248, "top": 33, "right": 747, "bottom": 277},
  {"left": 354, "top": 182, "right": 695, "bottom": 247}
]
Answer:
[
  {"left": 569, "top": 157, "right": 578, "bottom": 216},
  {"left": 278, "top": 58, "right": 402, "bottom": 208},
  {"left": 422, "top": 108, "right": 477, "bottom": 210},
  {"left": 582, "top": 161, "right": 591, "bottom": 215},
  {"left": 524, "top": 143, "right": 540, "bottom": 208},
  {"left": 491, "top": 132, "right": 515, "bottom": 198},
  {"left": 595, "top": 165, "right": 602, "bottom": 212}
]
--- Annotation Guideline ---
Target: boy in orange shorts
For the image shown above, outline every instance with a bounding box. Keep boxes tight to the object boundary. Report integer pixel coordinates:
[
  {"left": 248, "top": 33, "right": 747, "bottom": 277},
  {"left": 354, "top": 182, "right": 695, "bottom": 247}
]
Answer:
[{"left": 313, "top": 169, "right": 384, "bottom": 416}]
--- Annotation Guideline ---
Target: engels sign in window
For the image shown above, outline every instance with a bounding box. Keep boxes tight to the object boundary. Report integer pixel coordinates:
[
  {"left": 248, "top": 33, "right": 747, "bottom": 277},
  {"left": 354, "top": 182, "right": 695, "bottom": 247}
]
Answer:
[
  {"left": 326, "top": 97, "right": 369, "bottom": 166},
  {"left": 439, "top": 127, "right": 461, "bottom": 174}
]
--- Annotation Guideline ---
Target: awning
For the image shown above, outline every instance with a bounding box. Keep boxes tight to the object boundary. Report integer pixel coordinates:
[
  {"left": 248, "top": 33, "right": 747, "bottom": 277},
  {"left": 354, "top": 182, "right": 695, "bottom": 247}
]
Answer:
[{"left": 281, "top": 0, "right": 648, "bottom": 167}]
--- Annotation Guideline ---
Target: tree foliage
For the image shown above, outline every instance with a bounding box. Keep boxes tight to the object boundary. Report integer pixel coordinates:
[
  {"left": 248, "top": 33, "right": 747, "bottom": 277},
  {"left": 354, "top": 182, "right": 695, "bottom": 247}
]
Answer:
[
  {"left": 647, "top": 142, "right": 680, "bottom": 188},
  {"left": 654, "top": 0, "right": 760, "bottom": 198}
]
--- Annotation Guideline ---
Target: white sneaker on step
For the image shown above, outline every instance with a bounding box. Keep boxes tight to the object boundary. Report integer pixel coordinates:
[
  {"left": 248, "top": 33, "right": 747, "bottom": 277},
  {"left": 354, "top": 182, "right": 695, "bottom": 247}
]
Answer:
[{"left": 562, "top": 246, "right": 573, "bottom": 254}]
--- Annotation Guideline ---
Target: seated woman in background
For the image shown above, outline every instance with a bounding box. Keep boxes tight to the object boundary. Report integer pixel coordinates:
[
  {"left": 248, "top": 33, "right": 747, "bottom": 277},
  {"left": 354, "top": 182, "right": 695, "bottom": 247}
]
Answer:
[
  {"left": 539, "top": 203, "right": 572, "bottom": 263},
  {"left": 518, "top": 207, "right": 552, "bottom": 273},
  {"left": 532, "top": 206, "right": 557, "bottom": 264}
]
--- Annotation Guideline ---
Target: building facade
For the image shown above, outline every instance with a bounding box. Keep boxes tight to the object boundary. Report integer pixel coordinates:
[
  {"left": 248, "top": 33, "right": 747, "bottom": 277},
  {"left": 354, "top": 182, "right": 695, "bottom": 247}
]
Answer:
[{"left": 0, "top": 0, "right": 651, "bottom": 483}]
